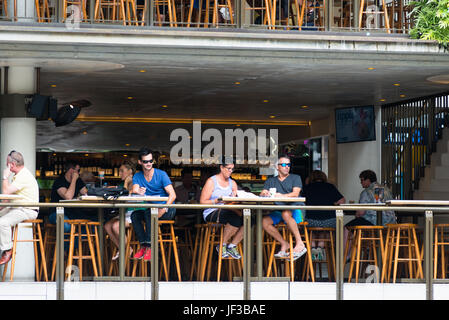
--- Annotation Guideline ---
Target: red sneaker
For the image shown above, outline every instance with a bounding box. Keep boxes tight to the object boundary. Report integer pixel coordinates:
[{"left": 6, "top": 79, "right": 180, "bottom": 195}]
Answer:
[
  {"left": 133, "top": 247, "right": 146, "bottom": 260},
  {"left": 143, "top": 248, "right": 152, "bottom": 261}
]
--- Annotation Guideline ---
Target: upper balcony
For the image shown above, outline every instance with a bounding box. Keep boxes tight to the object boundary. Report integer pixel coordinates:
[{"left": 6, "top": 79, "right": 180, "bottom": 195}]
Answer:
[{"left": 0, "top": 0, "right": 414, "bottom": 34}]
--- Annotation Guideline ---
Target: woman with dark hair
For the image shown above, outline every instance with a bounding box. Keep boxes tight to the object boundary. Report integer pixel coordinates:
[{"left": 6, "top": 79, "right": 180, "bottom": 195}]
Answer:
[
  {"left": 301, "top": 170, "right": 345, "bottom": 260},
  {"left": 104, "top": 159, "right": 136, "bottom": 261},
  {"left": 200, "top": 157, "right": 243, "bottom": 259}
]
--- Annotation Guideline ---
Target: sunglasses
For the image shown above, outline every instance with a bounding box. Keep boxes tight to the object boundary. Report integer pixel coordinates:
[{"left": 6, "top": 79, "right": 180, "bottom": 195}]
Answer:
[
  {"left": 142, "top": 159, "right": 154, "bottom": 164},
  {"left": 278, "top": 163, "right": 291, "bottom": 167}
]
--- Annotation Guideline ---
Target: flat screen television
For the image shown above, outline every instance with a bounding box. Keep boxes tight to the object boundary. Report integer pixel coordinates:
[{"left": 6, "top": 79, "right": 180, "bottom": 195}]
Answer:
[{"left": 335, "top": 106, "right": 376, "bottom": 143}]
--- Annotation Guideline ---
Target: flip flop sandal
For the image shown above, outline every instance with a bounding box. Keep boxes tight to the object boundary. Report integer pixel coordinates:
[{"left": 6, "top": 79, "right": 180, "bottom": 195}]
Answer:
[
  {"left": 288, "top": 248, "right": 307, "bottom": 261},
  {"left": 274, "top": 250, "right": 289, "bottom": 258}
]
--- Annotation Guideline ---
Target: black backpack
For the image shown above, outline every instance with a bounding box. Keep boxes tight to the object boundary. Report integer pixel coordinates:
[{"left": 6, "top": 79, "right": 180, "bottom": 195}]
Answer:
[{"left": 87, "top": 186, "right": 129, "bottom": 200}]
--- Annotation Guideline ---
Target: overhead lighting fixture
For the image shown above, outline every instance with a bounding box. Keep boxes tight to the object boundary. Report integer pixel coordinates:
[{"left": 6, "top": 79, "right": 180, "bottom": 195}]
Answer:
[
  {"left": 269, "top": 115, "right": 276, "bottom": 119},
  {"left": 82, "top": 131, "right": 87, "bottom": 135},
  {"left": 400, "top": 94, "right": 406, "bottom": 98},
  {"left": 368, "top": 67, "right": 376, "bottom": 70},
  {"left": 393, "top": 83, "right": 400, "bottom": 86},
  {"left": 379, "top": 99, "right": 386, "bottom": 102},
  {"left": 123, "top": 154, "right": 128, "bottom": 157},
  {"left": 125, "top": 143, "right": 130, "bottom": 147},
  {"left": 50, "top": 84, "right": 57, "bottom": 88},
  {"left": 263, "top": 100, "right": 269, "bottom": 103},
  {"left": 127, "top": 97, "right": 134, "bottom": 100},
  {"left": 162, "top": 105, "right": 168, "bottom": 108},
  {"left": 301, "top": 105, "right": 308, "bottom": 109},
  {"left": 139, "top": 70, "right": 147, "bottom": 73},
  {"left": 235, "top": 82, "right": 240, "bottom": 85}
]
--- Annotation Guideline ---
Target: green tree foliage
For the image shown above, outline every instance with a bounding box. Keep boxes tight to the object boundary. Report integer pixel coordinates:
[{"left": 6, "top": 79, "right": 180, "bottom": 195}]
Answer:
[{"left": 409, "top": 0, "right": 449, "bottom": 50}]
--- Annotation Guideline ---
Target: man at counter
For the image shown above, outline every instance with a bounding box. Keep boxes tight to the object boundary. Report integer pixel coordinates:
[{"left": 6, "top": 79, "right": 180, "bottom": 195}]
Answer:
[
  {"left": 260, "top": 154, "right": 307, "bottom": 261},
  {"left": 0, "top": 150, "right": 39, "bottom": 265},
  {"left": 131, "top": 147, "right": 176, "bottom": 261}
]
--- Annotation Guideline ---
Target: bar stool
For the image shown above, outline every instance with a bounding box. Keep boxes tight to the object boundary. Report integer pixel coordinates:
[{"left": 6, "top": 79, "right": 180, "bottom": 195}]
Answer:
[
  {"left": 158, "top": 220, "right": 182, "bottom": 281},
  {"left": 358, "top": 0, "right": 390, "bottom": 33},
  {"left": 0, "top": 0, "right": 8, "bottom": 18},
  {"left": 434, "top": 224, "right": 449, "bottom": 279},
  {"left": 266, "top": 222, "right": 314, "bottom": 282},
  {"left": 124, "top": 0, "right": 148, "bottom": 26},
  {"left": 381, "top": 223, "right": 423, "bottom": 283},
  {"left": 199, "top": 222, "right": 243, "bottom": 281},
  {"left": 65, "top": 219, "right": 100, "bottom": 281},
  {"left": 190, "top": 223, "right": 207, "bottom": 280},
  {"left": 63, "top": 0, "right": 88, "bottom": 22},
  {"left": 211, "top": 0, "right": 234, "bottom": 26},
  {"left": 305, "top": 227, "right": 336, "bottom": 281},
  {"left": 94, "top": 0, "right": 123, "bottom": 22},
  {"left": 107, "top": 225, "right": 134, "bottom": 276},
  {"left": 296, "top": 0, "right": 324, "bottom": 30},
  {"left": 35, "top": 0, "right": 51, "bottom": 22},
  {"left": 346, "top": 226, "right": 385, "bottom": 283},
  {"left": 173, "top": 225, "right": 194, "bottom": 278},
  {"left": 244, "top": 0, "right": 274, "bottom": 29},
  {"left": 2, "top": 219, "right": 48, "bottom": 282},
  {"left": 154, "top": 0, "right": 178, "bottom": 27},
  {"left": 41, "top": 223, "right": 56, "bottom": 280}
]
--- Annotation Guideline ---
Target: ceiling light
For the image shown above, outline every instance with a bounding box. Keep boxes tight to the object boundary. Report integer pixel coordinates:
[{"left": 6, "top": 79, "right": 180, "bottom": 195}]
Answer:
[
  {"left": 368, "top": 67, "right": 376, "bottom": 70},
  {"left": 125, "top": 143, "right": 130, "bottom": 147},
  {"left": 162, "top": 105, "right": 168, "bottom": 108},
  {"left": 400, "top": 94, "right": 406, "bottom": 98},
  {"left": 82, "top": 131, "right": 87, "bottom": 135},
  {"left": 379, "top": 99, "right": 386, "bottom": 102},
  {"left": 127, "top": 97, "right": 133, "bottom": 100},
  {"left": 301, "top": 105, "right": 308, "bottom": 109},
  {"left": 50, "top": 84, "right": 57, "bottom": 88},
  {"left": 269, "top": 115, "right": 276, "bottom": 118},
  {"left": 123, "top": 154, "right": 128, "bottom": 157},
  {"left": 235, "top": 82, "right": 240, "bottom": 85},
  {"left": 84, "top": 153, "right": 89, "bottom": 157},
  {"left": 139, "top": 70, "right": 147, "bottom": 73},
  {"left": 263, "top": 100, "right": 269, "bottom": 103},
  {"left": 393, "top": 83, "right": 400, "bottom": 86}
]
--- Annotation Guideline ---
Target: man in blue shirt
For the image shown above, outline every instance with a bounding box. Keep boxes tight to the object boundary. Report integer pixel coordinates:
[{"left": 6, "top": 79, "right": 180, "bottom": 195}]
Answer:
[{"left": 131, "top": 147, "right": 177, "bottom": 261}]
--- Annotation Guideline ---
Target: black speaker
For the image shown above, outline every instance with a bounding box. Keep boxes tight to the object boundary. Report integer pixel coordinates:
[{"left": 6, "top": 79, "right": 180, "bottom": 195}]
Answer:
[
  {"left": 54, "top": 104, "right": 81, "bottom": 127},
  {"left": 27, "top": 94, "right": 50, "bottom": 120}
]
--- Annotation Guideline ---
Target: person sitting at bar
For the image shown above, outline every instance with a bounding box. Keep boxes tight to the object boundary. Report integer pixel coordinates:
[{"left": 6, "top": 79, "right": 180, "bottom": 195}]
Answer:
[
  {"left": 0, "top": 150, "right": 39, "bottom": 265},
  {"left": 344, "top": 169, "right": 396, "bottom": 260},
  {"left": 131, "top": 147, "right": 176, "bottom": 262},
  {"left": 200, "top": 156, "right": 243, "bottom": 260},
  {"left": 104, "top": 160, "right": 136, "bottom": 261},
  {"left": 301, "top": 170, "right": 345, "bottom": 261},
  {"left": 260, "top": 154, "right": 307, "bottom": 261},
  {"left": 175, "top": 168, "right": 201, "bottom": 226},
  {"left": 48, "top": 162, "right": 95, "bottom": 237}
]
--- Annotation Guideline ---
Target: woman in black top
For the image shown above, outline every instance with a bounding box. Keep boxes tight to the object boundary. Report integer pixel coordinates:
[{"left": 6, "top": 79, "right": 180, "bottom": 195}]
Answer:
[{"left": 301, "top": 170, "right": 345, "bottom": 260}]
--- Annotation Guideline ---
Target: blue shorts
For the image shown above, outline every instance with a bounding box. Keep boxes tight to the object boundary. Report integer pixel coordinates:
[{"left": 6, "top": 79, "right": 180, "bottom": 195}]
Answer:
[{"left": 269, "top": 209, "right": 303, "bottom": 225}]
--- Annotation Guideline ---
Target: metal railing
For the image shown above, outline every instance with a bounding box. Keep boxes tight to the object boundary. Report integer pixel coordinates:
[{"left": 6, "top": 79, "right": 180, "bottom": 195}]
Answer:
[
  {"left": 382, "top": 92, "right": 449, "bottom": 200},
  {"left": 0, "top": 0, "right": 415, "bottom": 33},
  {"left": 1, "top": 201, "right": 449, "bottom": 300}
]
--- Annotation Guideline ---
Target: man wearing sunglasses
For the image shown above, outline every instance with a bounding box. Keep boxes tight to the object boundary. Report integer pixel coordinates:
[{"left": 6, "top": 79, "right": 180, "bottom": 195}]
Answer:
[
  {"left": 260, "top": 154, "right": 307, "bottom": 261},
  {"left": 130, "top": 147, "right": 176, "bottom": 261},
  {"left": 0, "top": 150, "right": 39, "bottom": 265}
]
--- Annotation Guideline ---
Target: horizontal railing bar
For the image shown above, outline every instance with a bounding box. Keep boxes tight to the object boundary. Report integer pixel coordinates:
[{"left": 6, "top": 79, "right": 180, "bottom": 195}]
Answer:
[{"left": 2, "top": 202, "right": 449, "bottom": 212}]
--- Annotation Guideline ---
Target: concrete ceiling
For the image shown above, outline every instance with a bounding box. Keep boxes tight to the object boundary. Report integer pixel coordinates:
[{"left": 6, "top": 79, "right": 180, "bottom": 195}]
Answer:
[{"left": 1, "top": 25, "right": 448, "bottom": 152}]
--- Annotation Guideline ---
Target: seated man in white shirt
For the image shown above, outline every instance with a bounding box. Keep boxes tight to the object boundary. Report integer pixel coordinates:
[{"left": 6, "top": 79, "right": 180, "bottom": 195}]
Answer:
[{"left": 0, "top": 150, "right": 39, "bottom": 265}]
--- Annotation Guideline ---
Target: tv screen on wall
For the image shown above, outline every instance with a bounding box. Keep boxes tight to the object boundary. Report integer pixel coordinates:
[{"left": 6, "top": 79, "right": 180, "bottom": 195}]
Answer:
[{"left": 335, "top": 106, "right": 376, "bottom": 144}]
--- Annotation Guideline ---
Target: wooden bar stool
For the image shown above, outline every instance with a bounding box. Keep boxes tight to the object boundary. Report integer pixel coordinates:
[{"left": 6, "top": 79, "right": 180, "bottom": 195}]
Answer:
[
  {"left": 2, "top": 219, "right": 48, "bottom": 282},
  {"left": 0, "top": 0, "right": 8, "bottom": 18},
  {"left": 65, "top": 219, "right": 99, "bottom": 281},
  {"left": 266, "top": 222, "right": 314, "bottom": 282},
  {"left": 189, "top": 223, "right": 207, "bottom": 280},
  {"left": 173, "top": 225, "right": 194, "bottom": 279},
  {"left": 107, "top": 225, "right": 134, "bottom": 276},
  {"left": 124, "top": 0, "right": 148, "bottom": 26},
  {"left": 199, "top": 222, "right": 243, "bottom": 281},
  {"left": 434, "top": 224, "right": 449, "bottom": 279},
  {"left": 153, "top": 0, "right": 178, "bottom": 27},
  {"left": 358, "top": 0, "right": 390, "bottom": 33},
  {"left": 211, "top": 0, "right": 234, "bottom": 27},
  {"left": 94, "top": 0, "right": 124, "bottom": 22},
  {"left": 244, "top": 0, "right": 274, "bottom": 29},
  {"left": 306, "top": 227, "right": 336, "bottom": 281},
  {"left": 381, "top": 223, "right": 423, "bottom": 283},
  {"left": 158, "top": 220, "right": 182, "bottom": 281},
  {"left": 346, "top": 226, "right": 385, "bottom": 283},
  {"left": 296, "top": 0, "right": 324, "bottom": 30},
  {"left": 63, "top": 0, "right": 88, "bottom": 22}
]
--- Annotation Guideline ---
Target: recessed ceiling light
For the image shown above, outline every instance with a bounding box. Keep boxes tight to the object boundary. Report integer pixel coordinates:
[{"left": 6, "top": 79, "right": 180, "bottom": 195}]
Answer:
[
  {"left": 127, "top": 97, "right": 134, "bottom": 100},
  {"left": 400, "top": 94, "right": 406, "bottom": 98},
  {"left": 235, "top": 82, "right": 240, "bottom": 85},
  {"left": 125, "top": 143, "right": 130, "bottom": 147},
  {"left": 236, "top": 124, "right": 241, "bottom": 127},
  {"left": 82, "top": 131, "right": 87, "bottom": 135},
  {"left": 123, "top": 154, "right": 128, "bottom": 157},
  {"left": 50, "top": 84, "right": 57, "bottom": 88},
  {"left": 393, "top": 83, "right": 400, "bottom": 86},
  {"left": 84, "top": 153, "right": 89, "bottom": 157},
  {"left": 269, "top": 115, "right": 276, "bottom": 118},
  {"left": 263, "top": 100, "right": 269, "bottom": 103},
  {"left": 162, "top": 105, "right": 168, "bottom": 108},
  {"left": 368, "top": 67, "right": 376, "bottom": 70},
  {"left": 379, "top": 99, "right": 386, "bottom": 102},
  {"left": 139, "top": 70, "right": 147, "bottom": 73},
  {"left": 301, "top": 105, "right": 308, "bottom": 108}
]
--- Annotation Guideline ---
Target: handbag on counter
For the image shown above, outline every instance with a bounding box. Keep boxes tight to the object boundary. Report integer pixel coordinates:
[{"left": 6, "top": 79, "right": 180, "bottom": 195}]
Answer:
[{"left": 87, "top": 186, "right": 129, "bottom": 200}]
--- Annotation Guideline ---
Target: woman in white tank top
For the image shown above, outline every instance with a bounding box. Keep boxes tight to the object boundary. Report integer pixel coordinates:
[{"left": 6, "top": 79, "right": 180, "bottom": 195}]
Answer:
[{"left": 200, "top": 159, "right": 243, "bottom": 259}]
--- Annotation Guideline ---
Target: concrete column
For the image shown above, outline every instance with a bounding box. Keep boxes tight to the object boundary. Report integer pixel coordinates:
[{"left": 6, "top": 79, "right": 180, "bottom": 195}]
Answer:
[{"left": 0, "top": 66, "right": 37, "bottom": 281}]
